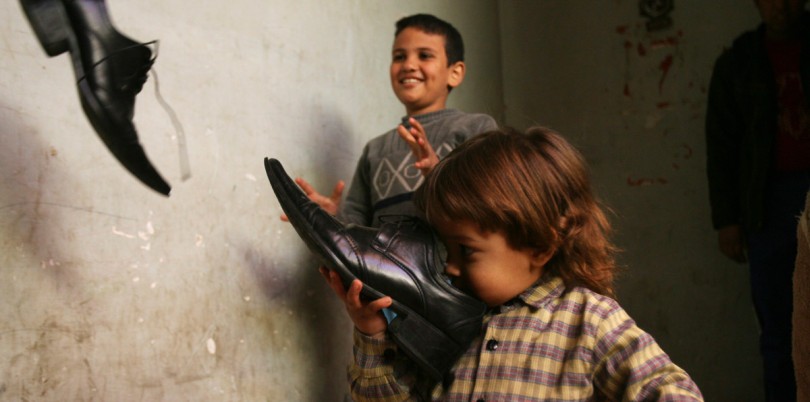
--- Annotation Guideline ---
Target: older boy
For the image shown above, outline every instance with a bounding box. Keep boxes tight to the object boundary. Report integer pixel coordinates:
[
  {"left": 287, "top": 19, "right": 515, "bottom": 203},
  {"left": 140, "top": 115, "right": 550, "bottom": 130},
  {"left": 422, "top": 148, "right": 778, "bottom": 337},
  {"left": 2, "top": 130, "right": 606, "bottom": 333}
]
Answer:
[{"left": 287, "top": 14, "right": 497, "bottom": 227}]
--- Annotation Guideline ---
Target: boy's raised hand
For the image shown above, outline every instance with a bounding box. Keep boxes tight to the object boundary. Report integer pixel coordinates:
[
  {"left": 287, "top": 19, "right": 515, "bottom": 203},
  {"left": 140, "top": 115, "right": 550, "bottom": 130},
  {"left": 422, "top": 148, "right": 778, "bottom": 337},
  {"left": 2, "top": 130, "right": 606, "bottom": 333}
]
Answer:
[
  {"left": 319, "top": 267, "right": 391, "bottom": 338},
  {"left": 280, "top": 177, "right": 344, "bottom": 221},
  {"left": 397, "top": 117, "right": 439, "bottom": 176}
]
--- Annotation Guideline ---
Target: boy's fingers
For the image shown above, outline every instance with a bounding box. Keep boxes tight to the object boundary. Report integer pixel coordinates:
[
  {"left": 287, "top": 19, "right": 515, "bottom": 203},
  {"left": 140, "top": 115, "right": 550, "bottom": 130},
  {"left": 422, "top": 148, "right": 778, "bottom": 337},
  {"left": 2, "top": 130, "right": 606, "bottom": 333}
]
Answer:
[
  {"left": 330, "top": 181, "right": 345, "bottom": 201},
  {"left": 346, "top": 279, "right": 364, "bottom": 307},
  {"left": 295, "top": 177, "right": 317, "bottom": 196},
  {"left": 369, "top": 296, "right": 393, "bottom": 311},
  {"left": 397, "top": 124, "right": 416, "bottom": 143},
  {"left": 320, "top": 268, "right": 347, "bottom": 298},
  {"left": 408, "top": 117, "right": 424, "bottom": 132}
]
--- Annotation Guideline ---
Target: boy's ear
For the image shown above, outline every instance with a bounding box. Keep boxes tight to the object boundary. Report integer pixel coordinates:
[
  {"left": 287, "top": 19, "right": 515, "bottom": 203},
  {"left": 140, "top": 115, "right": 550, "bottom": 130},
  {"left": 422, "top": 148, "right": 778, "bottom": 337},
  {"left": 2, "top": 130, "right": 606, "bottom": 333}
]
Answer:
[
  {"left": 530, "top": 246, "right": 556, "bottom": 272},
  {"left": 447, "top": 61, "right": 466, "bottom": 89}
]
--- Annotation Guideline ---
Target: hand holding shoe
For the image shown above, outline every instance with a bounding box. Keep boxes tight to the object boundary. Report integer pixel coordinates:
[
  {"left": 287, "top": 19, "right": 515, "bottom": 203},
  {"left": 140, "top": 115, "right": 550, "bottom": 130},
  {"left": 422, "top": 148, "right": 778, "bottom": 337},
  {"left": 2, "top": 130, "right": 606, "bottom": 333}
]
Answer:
[
  {"left": 265, "top": 157, "right": 487, "bottom": 381},
  {"left": 320, "top": 267, "right": 391, "bottom": 338},
  {"left": 280, "top": 178, "right": 344, "bottom": 221}
]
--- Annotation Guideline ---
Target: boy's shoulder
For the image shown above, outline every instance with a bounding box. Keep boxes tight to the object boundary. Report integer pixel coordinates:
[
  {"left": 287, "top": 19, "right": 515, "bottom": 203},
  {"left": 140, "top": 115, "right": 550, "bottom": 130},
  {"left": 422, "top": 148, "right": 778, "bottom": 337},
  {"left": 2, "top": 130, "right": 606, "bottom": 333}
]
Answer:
[
  {"left": 527, "top": 276, "right": 625, "bottom": 321},
  {"left": 425, "top": 109, "right": 496, "bottom": 128}
]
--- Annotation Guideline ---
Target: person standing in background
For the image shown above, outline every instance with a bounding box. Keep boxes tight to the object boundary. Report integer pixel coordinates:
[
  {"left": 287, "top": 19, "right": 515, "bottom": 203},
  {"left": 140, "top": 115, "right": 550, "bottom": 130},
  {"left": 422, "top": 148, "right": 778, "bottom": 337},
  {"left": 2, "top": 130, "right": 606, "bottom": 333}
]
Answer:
[{"left": 706, "top": 1, "right": 810, "bottom": 400}]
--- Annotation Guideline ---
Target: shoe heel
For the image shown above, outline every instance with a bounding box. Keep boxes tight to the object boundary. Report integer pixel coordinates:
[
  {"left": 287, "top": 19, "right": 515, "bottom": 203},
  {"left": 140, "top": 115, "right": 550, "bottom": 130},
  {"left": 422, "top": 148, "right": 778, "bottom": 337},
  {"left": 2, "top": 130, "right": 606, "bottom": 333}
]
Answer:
[
  {"left": 19, "top": 0, "right": 70, "bottom": 56},
  {"left": 387, "top": 309, "right": 465, "bottom": 381}
]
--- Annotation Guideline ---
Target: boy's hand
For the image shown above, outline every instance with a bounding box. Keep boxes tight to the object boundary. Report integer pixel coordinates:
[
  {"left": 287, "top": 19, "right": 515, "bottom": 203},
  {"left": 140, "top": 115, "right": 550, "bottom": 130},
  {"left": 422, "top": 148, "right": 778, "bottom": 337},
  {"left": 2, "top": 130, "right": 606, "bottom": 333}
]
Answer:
[
  {"left": 280, "top": 177, "right": 344, "bottom": 221},
  {"left": 397, "top": 117, "right": 439, "bottom": 176},
  {"left": 319, "top": 267, "right": 391, "bottom": 338},
  {"left": 718, "top": 224, "right": 747, "bottom": 263}
]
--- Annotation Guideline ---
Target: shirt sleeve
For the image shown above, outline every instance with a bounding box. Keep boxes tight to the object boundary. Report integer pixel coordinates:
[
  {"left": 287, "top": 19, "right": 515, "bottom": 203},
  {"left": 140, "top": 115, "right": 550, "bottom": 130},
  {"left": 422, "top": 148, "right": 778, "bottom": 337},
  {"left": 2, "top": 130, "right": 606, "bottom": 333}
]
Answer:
[
  {"left": 591, "top": 306, "right": 704, "bottom": 401},
  {"left": 479, "top": 114, "right": 498, "bottom": 132},
  {"left": 348, "top": 329, "right": 417, "bottom": 402},
  {"left": 453, "top": 113, "right": 498, "bottom": 146}
]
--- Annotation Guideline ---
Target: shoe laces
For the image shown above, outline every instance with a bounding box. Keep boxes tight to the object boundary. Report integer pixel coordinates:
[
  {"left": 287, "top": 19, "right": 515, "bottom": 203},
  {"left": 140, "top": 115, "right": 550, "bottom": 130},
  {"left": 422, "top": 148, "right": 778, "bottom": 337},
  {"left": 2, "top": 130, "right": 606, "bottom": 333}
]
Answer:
[
  {"left": 77, "top": 38, "right": 191, "bottom": 182},
  {"left": 117, "top": 40, "right": 157, "bottom": 95},
  {"left": 80, "top": 39, "right": 158, "bottom": 96}
]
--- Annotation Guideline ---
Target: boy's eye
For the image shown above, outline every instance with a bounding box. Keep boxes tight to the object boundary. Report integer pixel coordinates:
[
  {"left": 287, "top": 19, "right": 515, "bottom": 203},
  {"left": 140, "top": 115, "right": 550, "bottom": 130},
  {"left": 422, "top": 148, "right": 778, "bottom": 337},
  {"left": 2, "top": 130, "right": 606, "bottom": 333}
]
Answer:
[
  {"left": 459, "top": 245, "right": 474, "bottom": 257},
  {"left": 419, "top": 52, "right": 434, "bottom": 60},
  {"left": 392, "top": 54, "right": 405, "bottom": 62}
]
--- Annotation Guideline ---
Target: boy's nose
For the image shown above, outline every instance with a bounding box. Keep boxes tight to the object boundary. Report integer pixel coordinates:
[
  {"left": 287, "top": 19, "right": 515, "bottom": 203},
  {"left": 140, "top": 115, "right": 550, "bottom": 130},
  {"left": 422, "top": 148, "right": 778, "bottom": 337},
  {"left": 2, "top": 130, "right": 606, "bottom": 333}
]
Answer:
[
  {"left": 444, "top": 259, "right": 461, "bottom": 277},
  {"left": 402, "top": 56, "right": 417, "bottom": 70}
]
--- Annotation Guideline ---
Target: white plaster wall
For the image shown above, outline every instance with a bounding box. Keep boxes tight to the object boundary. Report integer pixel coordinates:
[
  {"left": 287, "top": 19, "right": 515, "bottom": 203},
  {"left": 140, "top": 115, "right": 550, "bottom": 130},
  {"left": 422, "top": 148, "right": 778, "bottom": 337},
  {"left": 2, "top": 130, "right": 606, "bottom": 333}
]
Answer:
[
  {"left": 499, "top": 1, "right": 764, "bottom": 400},
  {"left": 0, "top": 1, "right": 501, "bottom": 400}
]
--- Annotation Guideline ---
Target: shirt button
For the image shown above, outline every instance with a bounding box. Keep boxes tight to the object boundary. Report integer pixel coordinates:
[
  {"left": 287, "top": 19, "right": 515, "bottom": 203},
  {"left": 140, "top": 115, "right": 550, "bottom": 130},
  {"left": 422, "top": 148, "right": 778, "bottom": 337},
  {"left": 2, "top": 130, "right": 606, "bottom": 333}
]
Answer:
[
  {"left": 383, "top": 348, "right": 396, "bottom": 363},
  {"left": 485, "top": 339, "right": 499, "bottom": 351}
]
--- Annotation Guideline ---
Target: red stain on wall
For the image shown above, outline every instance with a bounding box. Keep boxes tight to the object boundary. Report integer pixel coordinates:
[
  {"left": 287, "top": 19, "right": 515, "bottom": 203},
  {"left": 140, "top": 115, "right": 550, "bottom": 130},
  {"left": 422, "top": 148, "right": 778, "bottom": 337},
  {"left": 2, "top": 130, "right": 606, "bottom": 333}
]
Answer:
[
  {"left": 658, "top": 54, "right": 674, "bottom": 93},
  {"left": 627, "top": 176, "right": 669, "bottom": 186},
  {"left": 651, "top": 31, "right": 683, "bottom": 49},
  {"left": 682, "top": 143, "right": 693, "bottom": 158}
]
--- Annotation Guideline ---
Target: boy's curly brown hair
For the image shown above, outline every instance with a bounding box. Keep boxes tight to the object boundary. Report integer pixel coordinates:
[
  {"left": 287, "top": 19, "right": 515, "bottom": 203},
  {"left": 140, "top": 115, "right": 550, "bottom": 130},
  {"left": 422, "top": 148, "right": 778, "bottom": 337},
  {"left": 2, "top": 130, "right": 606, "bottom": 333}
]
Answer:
[{"left": 414, "top": 126, "right": 618, "bottom": 297}]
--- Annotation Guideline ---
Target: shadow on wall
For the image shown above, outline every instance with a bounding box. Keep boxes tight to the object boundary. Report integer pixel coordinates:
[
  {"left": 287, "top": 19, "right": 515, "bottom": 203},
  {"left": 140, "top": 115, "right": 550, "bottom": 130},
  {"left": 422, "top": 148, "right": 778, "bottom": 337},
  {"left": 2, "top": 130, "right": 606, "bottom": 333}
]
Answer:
[
  {"left": 246, "top": 108, "right": 355, "bottom": 400},
  {"left": 244, "top": 247, "right": 351, "bottom": 400},
  {"left": 0, "top": 99, "right": 100, "bottom": 399},
  {"left": 0, "top": 98, "right": 81, "bottom": 286}
]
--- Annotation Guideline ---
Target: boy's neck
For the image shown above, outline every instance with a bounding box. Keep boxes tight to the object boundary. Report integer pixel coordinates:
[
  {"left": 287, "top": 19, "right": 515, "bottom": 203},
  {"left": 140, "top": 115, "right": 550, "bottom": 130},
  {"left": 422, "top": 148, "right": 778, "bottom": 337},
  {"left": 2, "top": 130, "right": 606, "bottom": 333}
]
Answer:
[
  {"left": 405, "top": 108, "right": 455, "bottom": 120},
  {"left": 406, "top": 105, "right": 448, "bottom": 117}
]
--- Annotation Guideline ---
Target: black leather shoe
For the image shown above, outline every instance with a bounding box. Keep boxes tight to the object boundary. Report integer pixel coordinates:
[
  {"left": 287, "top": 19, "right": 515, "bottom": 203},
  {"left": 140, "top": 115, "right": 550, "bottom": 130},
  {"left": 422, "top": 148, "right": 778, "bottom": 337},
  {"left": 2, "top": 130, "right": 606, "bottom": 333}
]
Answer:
[
  {"left": 20, "top": 0, "right": 171, "bottom": 195},
  {"left": 264, "top": 157, "right": 487, "bottom": 381}
]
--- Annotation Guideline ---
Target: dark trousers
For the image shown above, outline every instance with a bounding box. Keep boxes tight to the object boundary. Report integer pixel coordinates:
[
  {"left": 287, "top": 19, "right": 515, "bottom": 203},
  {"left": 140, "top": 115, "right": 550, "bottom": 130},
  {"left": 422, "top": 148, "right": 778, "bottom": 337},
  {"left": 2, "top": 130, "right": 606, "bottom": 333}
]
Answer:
[{"left": 747, "top": 171, "right": 810, "bottom": 402}]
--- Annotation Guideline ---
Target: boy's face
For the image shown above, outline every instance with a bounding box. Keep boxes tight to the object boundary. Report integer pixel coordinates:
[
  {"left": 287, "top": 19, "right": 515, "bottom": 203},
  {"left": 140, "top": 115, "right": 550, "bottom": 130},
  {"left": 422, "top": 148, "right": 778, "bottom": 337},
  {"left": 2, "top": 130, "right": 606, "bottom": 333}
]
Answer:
[
  {"left": 434, "top": 218, "right": 548, "bottom": 307},
  {"left": 390, "top": 27, "right": 465, "bottom": 116}
]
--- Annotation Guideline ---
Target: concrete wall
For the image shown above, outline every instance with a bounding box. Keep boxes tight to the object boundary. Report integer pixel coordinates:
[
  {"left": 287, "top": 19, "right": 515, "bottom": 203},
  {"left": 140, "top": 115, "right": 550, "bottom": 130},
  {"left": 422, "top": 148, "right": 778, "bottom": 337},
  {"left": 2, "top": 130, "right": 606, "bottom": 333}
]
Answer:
[
  {"left": 499, "top": 1, "right": 764, "bottom": 400},
  {"left": 0, "top": 1, "right": 501, "bottom": 400}
]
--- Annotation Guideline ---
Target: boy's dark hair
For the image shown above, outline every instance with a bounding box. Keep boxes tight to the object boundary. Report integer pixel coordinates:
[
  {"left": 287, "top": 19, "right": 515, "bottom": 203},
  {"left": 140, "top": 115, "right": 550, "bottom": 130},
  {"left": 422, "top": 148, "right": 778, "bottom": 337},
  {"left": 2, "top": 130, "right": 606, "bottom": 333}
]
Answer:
[
  {"left": 395, "top": 14, "right": 464, "bottom": 65},
  {"left": 415, "top": 127, "right": 618, "bottom": 297}
]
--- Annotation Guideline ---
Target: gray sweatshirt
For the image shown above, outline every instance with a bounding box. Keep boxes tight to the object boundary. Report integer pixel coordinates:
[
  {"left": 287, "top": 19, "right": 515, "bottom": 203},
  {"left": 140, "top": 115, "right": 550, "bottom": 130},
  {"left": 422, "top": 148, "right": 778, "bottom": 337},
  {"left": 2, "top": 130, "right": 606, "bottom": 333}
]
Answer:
[{"left": 339, "top": 109, "right": 497, "bottom": 227}]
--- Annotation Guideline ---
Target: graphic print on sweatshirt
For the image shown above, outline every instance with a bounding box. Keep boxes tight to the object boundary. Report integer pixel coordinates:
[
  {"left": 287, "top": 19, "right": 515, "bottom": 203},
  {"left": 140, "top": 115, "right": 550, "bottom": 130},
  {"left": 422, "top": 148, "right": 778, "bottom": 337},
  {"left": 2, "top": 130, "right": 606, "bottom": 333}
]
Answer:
[{"left": 372, "top": 142, "right": 454, "bottom": 200}]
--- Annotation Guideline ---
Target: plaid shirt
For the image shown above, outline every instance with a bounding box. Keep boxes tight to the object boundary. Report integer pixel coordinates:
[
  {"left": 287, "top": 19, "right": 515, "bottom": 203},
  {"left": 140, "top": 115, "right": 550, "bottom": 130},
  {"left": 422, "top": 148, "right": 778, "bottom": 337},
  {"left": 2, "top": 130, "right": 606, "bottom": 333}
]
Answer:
[{"left": 348, "top": 276, "right": 703, "bottom": 401}]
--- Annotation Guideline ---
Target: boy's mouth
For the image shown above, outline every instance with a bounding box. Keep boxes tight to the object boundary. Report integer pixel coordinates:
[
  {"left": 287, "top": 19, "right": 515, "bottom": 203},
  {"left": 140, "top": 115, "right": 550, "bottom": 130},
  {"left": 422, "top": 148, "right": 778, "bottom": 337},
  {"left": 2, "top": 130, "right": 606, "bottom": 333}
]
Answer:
[{"left": 400, "top": 77, "right": 422, "bottom": 84}]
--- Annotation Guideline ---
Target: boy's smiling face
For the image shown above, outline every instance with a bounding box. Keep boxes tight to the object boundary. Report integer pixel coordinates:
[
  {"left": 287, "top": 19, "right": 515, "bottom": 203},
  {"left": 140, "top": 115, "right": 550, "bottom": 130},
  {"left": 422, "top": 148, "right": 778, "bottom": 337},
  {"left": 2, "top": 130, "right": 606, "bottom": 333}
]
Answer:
[
  {"left": 433, "top": 218, "right": 549, "bottom": 307},
  {"left": 390, "top": 27, "right": 465, "bottom": 116}
]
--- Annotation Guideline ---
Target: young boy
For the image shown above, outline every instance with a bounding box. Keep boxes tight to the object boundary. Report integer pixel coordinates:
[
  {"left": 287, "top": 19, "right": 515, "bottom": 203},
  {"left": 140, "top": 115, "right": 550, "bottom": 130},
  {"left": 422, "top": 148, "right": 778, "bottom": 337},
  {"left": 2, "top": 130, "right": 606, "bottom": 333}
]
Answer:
[
  {"left": 323, "top": 127, "right": 704, "bottom": 400},
  {"left": 286, "top": 13, "right": 497, "bottom": 227}
]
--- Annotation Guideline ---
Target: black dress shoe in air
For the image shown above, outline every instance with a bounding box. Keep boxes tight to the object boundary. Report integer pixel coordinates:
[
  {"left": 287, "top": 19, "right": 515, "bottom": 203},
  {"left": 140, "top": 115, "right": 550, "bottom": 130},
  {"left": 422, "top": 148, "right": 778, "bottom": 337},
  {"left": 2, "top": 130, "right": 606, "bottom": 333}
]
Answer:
[
  {"left": 264, "top": 157, "right": 487, "bottom": 381},
  {"left": 20, "top": 0, "right": 171, "bottom": 195}
]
